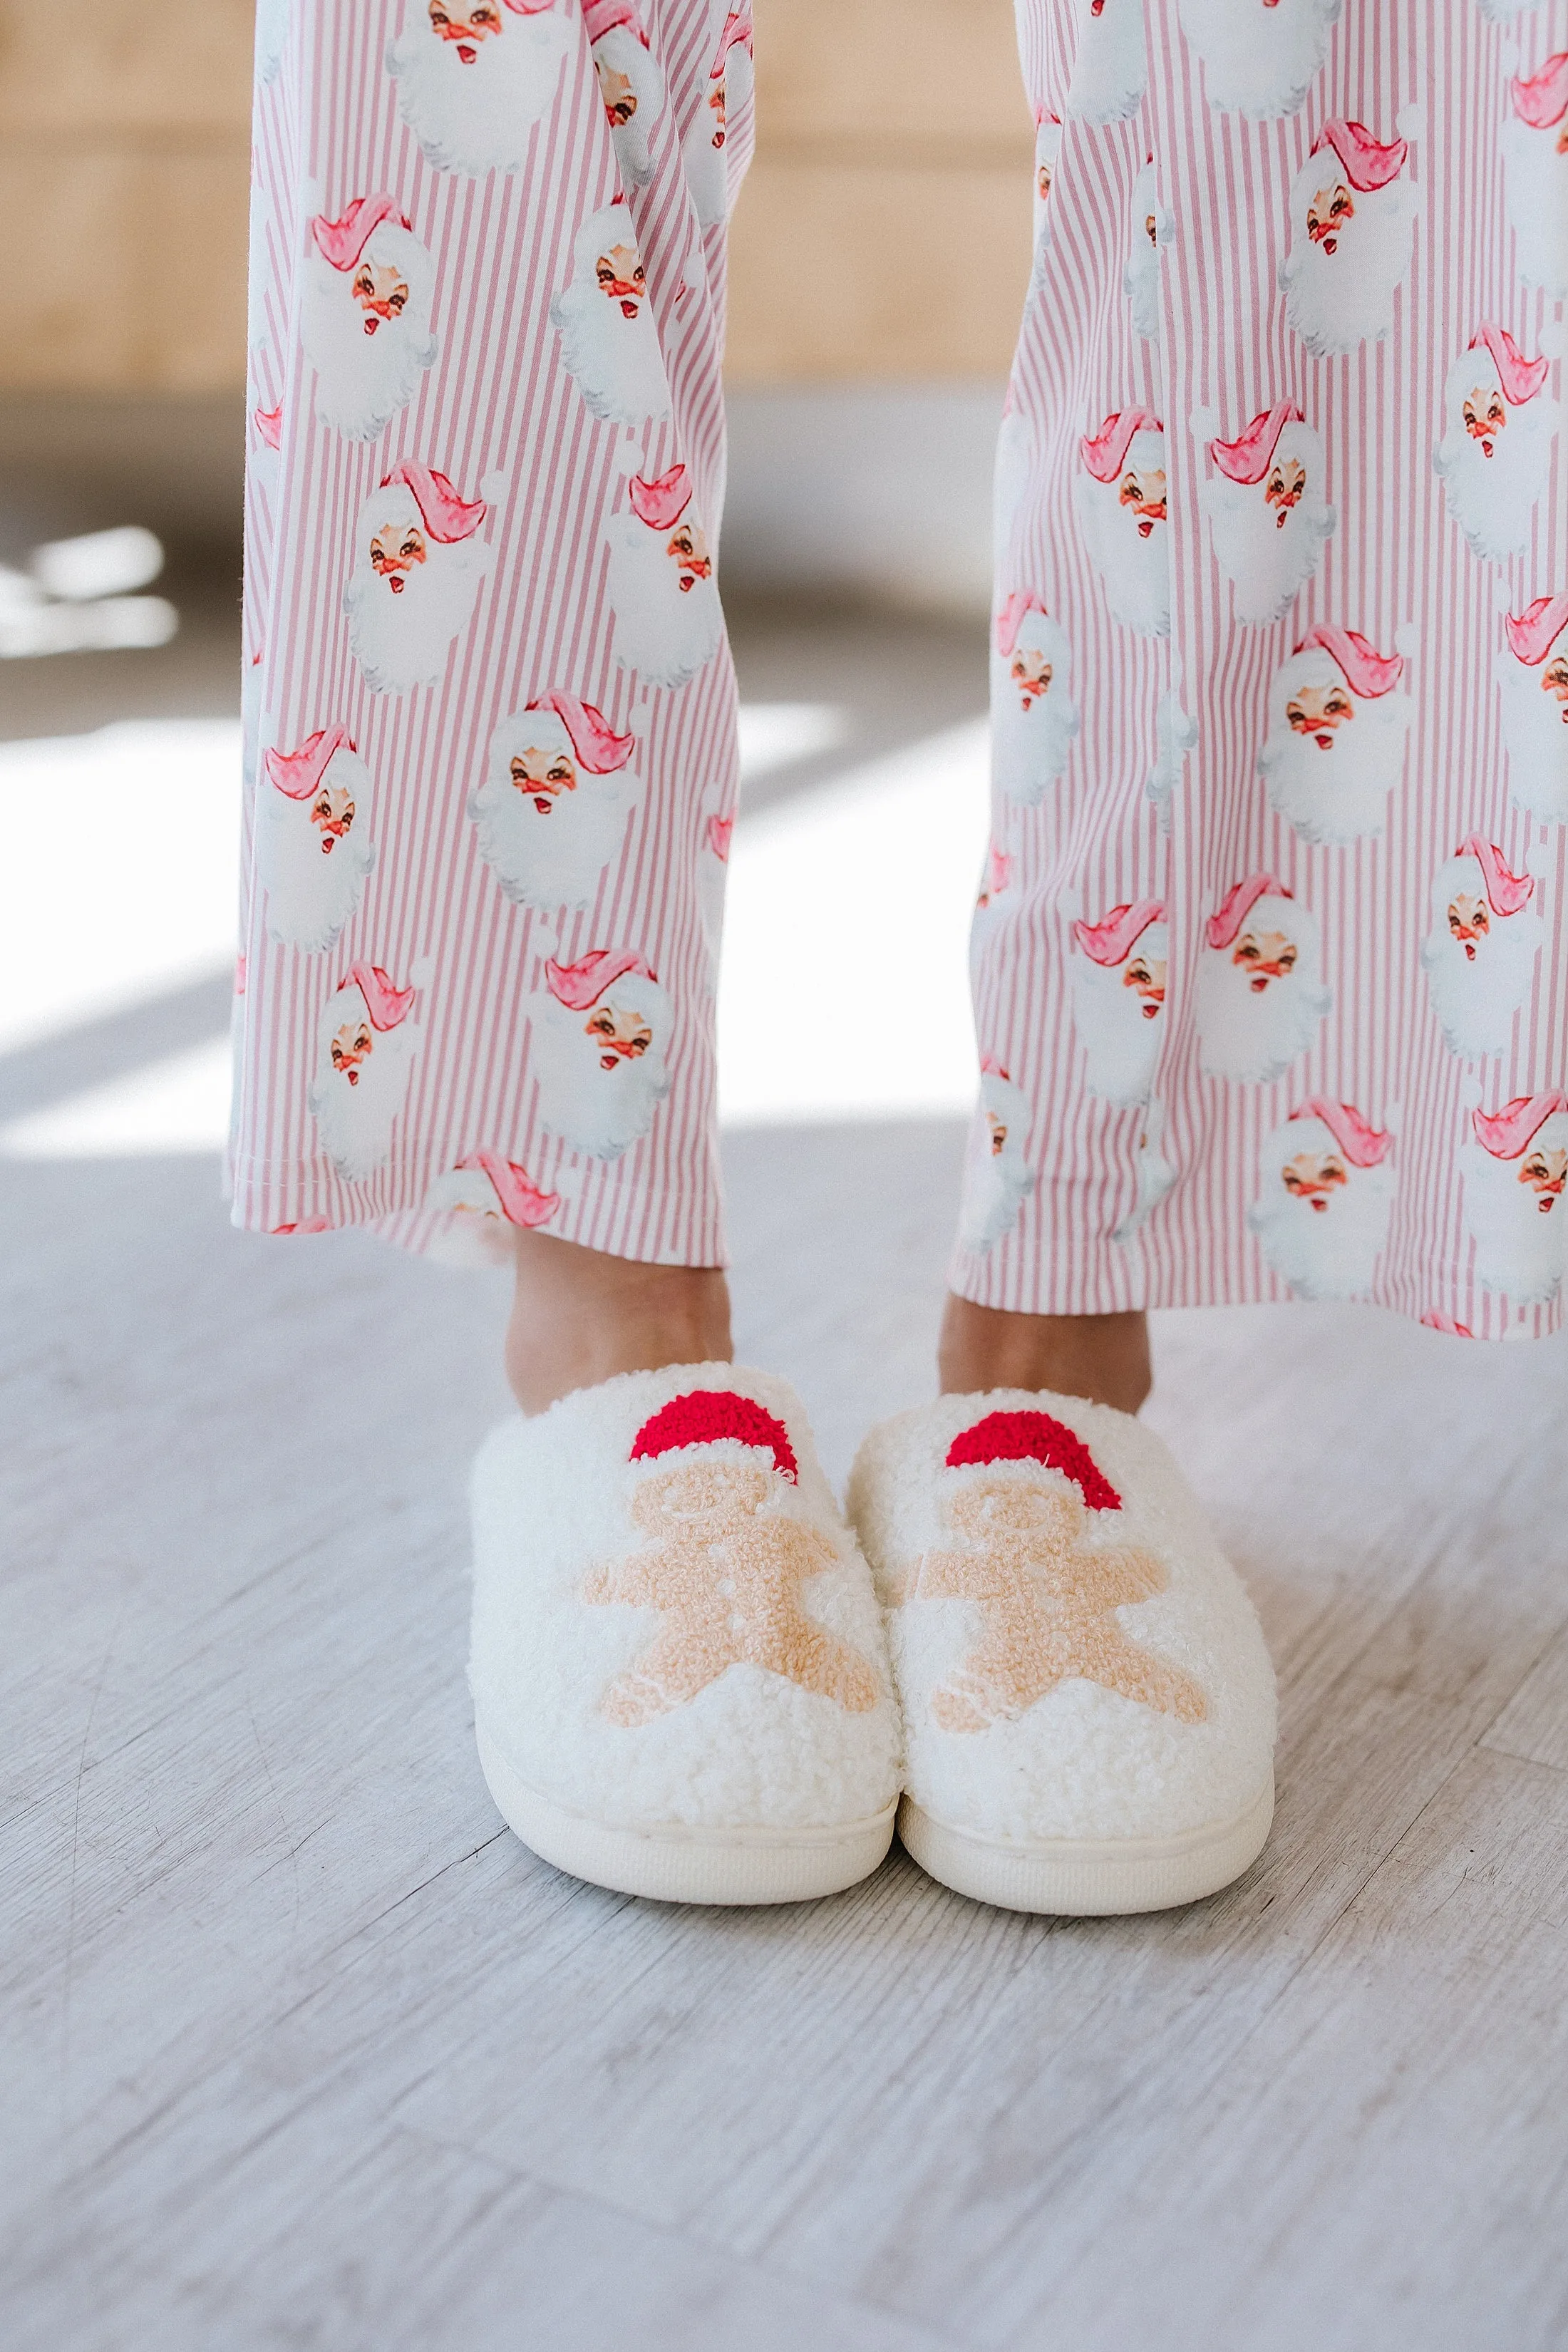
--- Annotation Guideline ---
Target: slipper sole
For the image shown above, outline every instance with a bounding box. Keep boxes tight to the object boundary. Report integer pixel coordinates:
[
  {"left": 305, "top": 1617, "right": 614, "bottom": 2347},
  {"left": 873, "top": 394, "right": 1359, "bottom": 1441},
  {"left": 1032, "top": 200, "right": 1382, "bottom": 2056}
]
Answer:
[
  {"left": 897, "top": 1772, "right": 1274, "bottom": 1916},
  {"left": 476, "top": 1725, "right": 899, "bottom": 1906}
]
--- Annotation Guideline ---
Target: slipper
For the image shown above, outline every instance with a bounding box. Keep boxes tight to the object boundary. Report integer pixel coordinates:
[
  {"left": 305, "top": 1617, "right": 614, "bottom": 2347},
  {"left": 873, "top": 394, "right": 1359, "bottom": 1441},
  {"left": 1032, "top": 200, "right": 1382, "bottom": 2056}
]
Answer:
[
  {"left": 470, "top": 1365, "right": 901, "bottom": 1904},
  {"left": 847, "top": 1390, "right": 1276, "bottom": 1915}
]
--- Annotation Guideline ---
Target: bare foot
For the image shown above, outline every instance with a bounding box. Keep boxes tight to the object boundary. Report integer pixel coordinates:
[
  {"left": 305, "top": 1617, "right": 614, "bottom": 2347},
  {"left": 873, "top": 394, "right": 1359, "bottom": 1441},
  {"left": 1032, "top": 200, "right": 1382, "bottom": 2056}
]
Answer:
[
  {"left": 937, "top": 1294, "right": 1152, "bottom": 1416},
  {"left": 506, "top": 1230, "right": 733, "bottom": 1415}
]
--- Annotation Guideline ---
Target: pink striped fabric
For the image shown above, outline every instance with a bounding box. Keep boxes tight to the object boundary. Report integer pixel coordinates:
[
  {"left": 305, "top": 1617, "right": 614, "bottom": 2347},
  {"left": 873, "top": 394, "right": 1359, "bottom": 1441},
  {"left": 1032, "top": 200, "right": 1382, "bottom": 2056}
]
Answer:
[{"left": 954, "top": 0, "right": 1568, "bottom": 1338}]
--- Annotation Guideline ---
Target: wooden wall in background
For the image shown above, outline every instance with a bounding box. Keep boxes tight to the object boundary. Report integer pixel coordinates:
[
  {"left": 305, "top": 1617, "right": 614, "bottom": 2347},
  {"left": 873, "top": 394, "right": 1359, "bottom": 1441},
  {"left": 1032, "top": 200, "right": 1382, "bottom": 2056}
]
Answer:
[{"left": 0, "top": 0, "right": 1031, "bottom": 396}]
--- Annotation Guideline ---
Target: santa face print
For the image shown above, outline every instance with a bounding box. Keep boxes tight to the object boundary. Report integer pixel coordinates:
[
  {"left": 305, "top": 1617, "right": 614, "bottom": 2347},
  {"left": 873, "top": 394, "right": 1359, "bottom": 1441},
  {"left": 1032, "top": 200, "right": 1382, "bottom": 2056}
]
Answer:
[
  {"left": 1465, "top": 1117, "right": 1568, "bottom": 1306},
  {"left": 259, "top": 741, "right": 378, "bottom": 953},
  {"left": 1196, "top": 892, "right": 1333, "bottom": 1084},
  {"left": 1434, "top": 348, "right": 1560, "bottom": 562},
  {"left": 527, "top": 969, "right": 674, "bottom": 1160},
  {"left": 1069, "top": 919, "right": 1170, "bottom": 1107},
  {"left": 1175, "top": 0, "right": 1343, "bottom": 120},
  {"left": 990, "top": 614, "right": 1080, "bottom": 803},
  {"left": 470, "top": 706, "right": 644, "bottom": 913},
  {"left": 1031, "top": 116, "right": 1064, "bottom": 280},
  {"left": 1248, "top": 1119, "right": 1395, "bottom": 1300},
  {"left": 343, "top": 486, "right": 493, "bottom": 696},
  {"left": 604, "top": 500, "right": 724, "bottom": 689},
  {"left": 1420, "top": 854, "right": 1542, "bottom": 1061},
  {"left": 301, "top": 217, "right": 438, "bottom": 442},
  {"left": 551, "top": 202, "right": 672, "bottom": 426},
  {"left": 1280, "top": 142, "right": 1419, "bottom": 356},
  {"left": 1125, "top": 158, "right": 1170, "bottom": 341},
  {"left": 593, "top": 28, "right": 666, "bottom": 189},
  {"left": 683, "top": 16, "right": 753, "bottom": 228},
  {"left": 1202, "top": 418, "right": 1334, "bottom": 627},
  {"left": 1258, "top": 649, "right": 1413, "bottom": 845},
  {"left": 1073, "top": 425, "right": 1172, "bottom": 638},
  {"left": 1498, "top": 629, "right": 1568, "bottom": 825},
  {"left": 388, "top": 0, "right": 572, "bottom": 176},
  {"left": 957, "top": 1071, "right": 1036, "bottom": 1253},
  {"left": 1502, "top": 73, "right": 1568, "bottom": 299},
  {"left": 1065, "top": 0, "right": 1148, "bottom": 127},
  {"left": 307, "top": 976, "right": 423, "bottom": 1181}
]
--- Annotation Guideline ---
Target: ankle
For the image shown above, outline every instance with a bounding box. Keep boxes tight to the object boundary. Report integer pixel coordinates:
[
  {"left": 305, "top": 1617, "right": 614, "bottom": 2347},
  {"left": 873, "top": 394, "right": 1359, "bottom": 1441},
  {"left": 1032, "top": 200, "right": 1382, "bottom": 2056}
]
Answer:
[
  {"left": 506, "top": 1232, "right": 732, "bottom": 1414},
  {"left": 937, "top": 1296, "right": 1152, "bottom": 1416}
]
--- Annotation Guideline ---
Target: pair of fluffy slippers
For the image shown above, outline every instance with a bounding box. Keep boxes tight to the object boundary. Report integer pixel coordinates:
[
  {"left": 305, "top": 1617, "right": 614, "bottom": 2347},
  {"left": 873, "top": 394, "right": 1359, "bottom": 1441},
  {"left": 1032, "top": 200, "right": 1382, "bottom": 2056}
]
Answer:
[{"left": 470, "top": 1364, "right": 1276, "bottom": 1914}]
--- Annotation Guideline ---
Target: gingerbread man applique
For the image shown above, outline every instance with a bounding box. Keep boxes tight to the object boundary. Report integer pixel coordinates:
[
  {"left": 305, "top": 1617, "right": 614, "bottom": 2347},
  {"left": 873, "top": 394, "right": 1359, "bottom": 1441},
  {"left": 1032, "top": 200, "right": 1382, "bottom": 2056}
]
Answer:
[
  {"left": 586, "top": 1391, "right": 882, "bottom": 1726},
  {"left": 892, "top": 1410, "right": 1207, "bottom": 1734}
]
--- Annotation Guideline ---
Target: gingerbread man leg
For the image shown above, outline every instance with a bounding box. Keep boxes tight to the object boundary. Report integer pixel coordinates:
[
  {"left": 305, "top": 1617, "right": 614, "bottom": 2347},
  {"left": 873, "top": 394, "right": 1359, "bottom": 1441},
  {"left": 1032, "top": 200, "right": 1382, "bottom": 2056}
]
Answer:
[
  {"left": 779, "top": 1619, "right": 881, "bottom": 1713},
  {"left": 931, "top": 1625, "right": 1051, "bottom": 1731},
  {"left": 1068, "top": 1622, "right": 1207, "bottom": 1723},
  {"left": 601, "top": 1619, "right": 738, "bottom": 1726}
]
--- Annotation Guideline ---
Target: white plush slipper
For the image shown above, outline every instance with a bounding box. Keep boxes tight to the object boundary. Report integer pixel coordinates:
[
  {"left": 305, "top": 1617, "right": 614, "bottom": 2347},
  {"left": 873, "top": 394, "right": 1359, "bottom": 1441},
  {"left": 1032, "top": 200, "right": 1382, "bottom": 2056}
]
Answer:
[
  {"left": 470, "top": 1365, "right": 901, "bottom": 1904},
  {"left": 847, "top": 1391, "right": 1276, "bottom": 1915}
]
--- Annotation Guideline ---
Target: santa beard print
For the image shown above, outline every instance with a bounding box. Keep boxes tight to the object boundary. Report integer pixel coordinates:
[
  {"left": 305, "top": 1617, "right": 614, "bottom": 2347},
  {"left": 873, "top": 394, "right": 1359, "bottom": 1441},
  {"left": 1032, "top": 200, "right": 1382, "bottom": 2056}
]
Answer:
[
  {"left": 1145, "top": 686, "right": 1199, "bottom": 834},
  {"left": 957, "top": 1073, "right": 1037, "bottom": 1253},
  {"left": 301, "top": 229, "right": 438, "bottom": 443},
  {"left": 1280, "top": 155, "right": 1419, "bottom": 356},
  {"left": 1465, "top": 1136, "right": 1567, "bottom": 1308},
  {"left": 1176, "top": 0, "right": 1342, "bottom": 119},
  {"left": 604, "top": 510, "right": 723, "bottom": 688},
  {"left": 1502, "top": 105, "right": 1568, "bottom": 299},
  {"left": 1070, "top": 925, "right": 1169, "bottom": 1108},
  {"left": 255, "top": 0, "right": 290, "bottom": 81},
  {"left": 551, "top": 203, "right": 672, "bottom": 426},
  {"left": 1258, "top": 656, "right": 1413, "bottom": 846},
  {"left": 990, "top": 631, "right": 1080, "bottom": 805},
  {"left": 1065, "top": 0, "right": 1148, "bottom": 127},
  {"left": 1498, "top": 641, "right": 1568, "bottom": 825},
  {"left": 470, "top": 716, "right": 644, "bottom": 914},
  {"left": 526, "top": 978, "right": 674, "bottom": 1160},
  {"left": 1112, "top": 1100, "right": 1178, "bottom": 1245},
  {"left": 259, "top": 748, "right": 378, "bottom": 954},
  {"left": 307, "top": 986, "right": 422, "bottom": 1181},
  {"left": 593, "top": 28, "right": 667, "bottom": 190},
  {"left": 1125, "top": 159, "right": 1171, "bottom": 342},
  {"left": 1433, "top": 354, "right": 1560, "bottom": 562},
  {"left": 1202, "top": 423, "right": 1334, "bottom": 627},
  {"left": 1196, "top": 902, "right": 1333, "bottom": 1084},
  {"left": 1248, "top": 1128, "right": 1396, "bottom": 1301},
  {"left": 1073, "top": 430, "right": 1172, "bottom": 638},
  {"left": 1420, "top": 867, "right": 1543, "bottom": 1063},
  {"left": 343, "top": 490, "right": 493, "bottom": 696},
  {"left": 387, "top": 2, "right": 572, "bottom": 177},
  {"left": 682, "top": 29, "right": 753, "bottom": 228}
]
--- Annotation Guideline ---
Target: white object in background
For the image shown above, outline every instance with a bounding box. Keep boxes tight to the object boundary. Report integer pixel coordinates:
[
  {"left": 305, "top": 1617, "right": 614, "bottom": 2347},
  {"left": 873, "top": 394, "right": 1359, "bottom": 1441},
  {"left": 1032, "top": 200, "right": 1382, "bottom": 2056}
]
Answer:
[
  {"left": 0, "top": 1037, "right": 233, "bottom": 1160},
  {"left": 31, "top": 525, "right": 166, "bottom": 602},
  {"left": 736, "top": 701, "right": 846, "bottom": 783},
  {"left": 718, "top": 718, "right": 989, "bottom": 1127},
  {"left": 0, "top": 527, "right": 177, "bottom": 657},
  {"left": 0, "top": 720, "right": 241, "bottom": 1053}
]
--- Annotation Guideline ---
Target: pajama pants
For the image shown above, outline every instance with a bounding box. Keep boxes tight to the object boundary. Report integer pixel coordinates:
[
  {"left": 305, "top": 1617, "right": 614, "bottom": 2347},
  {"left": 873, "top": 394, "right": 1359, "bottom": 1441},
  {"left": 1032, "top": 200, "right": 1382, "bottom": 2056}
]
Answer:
[{"left": 235, "top": 0, "right": 1568, "bottom": 1339}]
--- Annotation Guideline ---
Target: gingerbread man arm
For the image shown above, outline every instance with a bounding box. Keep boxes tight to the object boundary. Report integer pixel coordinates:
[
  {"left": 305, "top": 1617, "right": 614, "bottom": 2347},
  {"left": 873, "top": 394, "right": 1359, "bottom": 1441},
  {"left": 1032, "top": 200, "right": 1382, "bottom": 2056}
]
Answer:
[
  {"left": 583, "top": 1546, "right": 671, "bottom": 1607},
  {"left": 1067, "top": 1540, "right": 1167, "bottom": 1614},
  {"left": 894, "top": 1547, "right": 979, "bottom": 1604}
]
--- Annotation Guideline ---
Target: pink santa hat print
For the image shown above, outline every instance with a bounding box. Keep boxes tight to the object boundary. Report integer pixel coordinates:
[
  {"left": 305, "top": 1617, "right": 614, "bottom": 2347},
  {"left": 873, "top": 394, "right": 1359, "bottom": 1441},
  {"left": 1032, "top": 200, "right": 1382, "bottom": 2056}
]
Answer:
[
  {"left": 712, "top": 1, "right": 754, "bottom": 70},
  {"left": 1511, "top": 53, "right": 1568, "bottom": 131},
  {"left": 1289, "top": 1099, "right": 1394, "bottom": 1168},
  {"left": 380, "top": 461, "right": 488, "bottom": 542},
  {"left": 1210, "top": 402, "right": 1304, "bottom": 485},
  {"left": 995, "top": 589, "right": 1055, "bottom": 656},
  {"left": 628, "top": 465, "right": 693, "bottom": 530},
  {"left": 344, "top": 961, "right": 417, "bottom": 1029},
  {"left": 545, "top": 947, "right": 658, "bottom": 1009},
  {"left": 1468, "top": 324, "right": 1551, "bottom": 406},
  {"left": 630, "top": 1388, "right": 797, "bottom": 1479},
  {"left": 310, "top": 195, "right": 410, "bottom": 272},
  {"left": 458, "top": 1149, "right": 559, "bottom": 1227},
  {"left": 1311, "top": 120, "right": 1409, "bottom": 191},
  {"left": 1207, "top": 874, "right": 1294, "bottom": 949},
  {"left": 1505, "top": 595, "right": 1568, "bottom": 666},
  {"left": 584, "top": 0, "right": 651, "bottom": 36},
  {"left": 1296, "top": 623, "right": 1405, "bottom": 697},
  {"left": 525, "top": 692, "right": 635, "bottom": 773},
  {"left": 1080, "top": 408, "right": 1160, "bottom": 483},
  {"left": 1455, "top": 835, "right": 1536, "bottom": 917},
  {"left": 1472, "top": 1093, "right": 1568, "bottom": 1159},
  {"left": 1073, "top": 899, "right": 1165, "bottom": 965},
  {"left": 254, "top": 402, "right": 284, "bottom": 450},
  {"left": 265, "top": 724, "right": 354, "bottom": 799}
]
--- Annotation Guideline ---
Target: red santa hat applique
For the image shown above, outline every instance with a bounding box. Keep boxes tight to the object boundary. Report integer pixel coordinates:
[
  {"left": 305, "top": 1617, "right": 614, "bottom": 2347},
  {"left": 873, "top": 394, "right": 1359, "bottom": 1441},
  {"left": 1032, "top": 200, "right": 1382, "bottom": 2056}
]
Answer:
[
  {"left": 945, "top": 1409, "right": 1123, "bottom": 1513},
  {"left": 458, "top": 1150, "right": 559, "bottom": 1227},
  {"left": 1453, "top": 835, "right": 1536, "bottom": 917},
  {"left": 1468, "top": 323, "right": 1550, "bottom": 406},
  {"left": 1511, "top": 51, "right": 1568, "bottom": 131},
  {"left": 523, "top": 693, "right": 635, "bottom": 774},
  {"left": 1080, "top": 408, "right": 1161, "bottom": 484},
  {"left": 1209, "top": 402, "right": 1304, "bottom": 486},
  {"left": 343, "top": 962, "right": 417, "bottom": 1029},
  {"left": 1073, "top": 899, "right": 1166, "bottom": 966},
  {"left": 1505, "top": 594, "right": 1568, "bottom": 666},
  {"left": 379, "top": 462, "right": 488, "bottom": 542},
  {"left": 994, "top": 589, "right": 1056, "bottom": 657},
  {"left": 1288, "top": 1099, "right": 1393, "bottom": 1169},
  {"left": 310, "top": 195, "right": 409, "bottom": 272},
  {"left": 544, "top": 947, "right": 658, "bottom": 1009},
  {"left": 265, "top": 725, "right": 354, "bottom": 800},
  {"left": 1207, "top": 874, "right": 1294, "bottom": 951},
  {"left": 627, "top": 465, "right": 693, "bottom": 531},
  {"left": 630, "top": 1389, "right": 798, "bottom": 1480},
  {"left": 1295, "top": 623, "right": 1405, "bottom": 698},
  {"left": 1472, "top": 1092, "right": 1568, "bottom": 1159},
  {"left": 1311, "top": 119, "right": 1409, "bottom": 192}
]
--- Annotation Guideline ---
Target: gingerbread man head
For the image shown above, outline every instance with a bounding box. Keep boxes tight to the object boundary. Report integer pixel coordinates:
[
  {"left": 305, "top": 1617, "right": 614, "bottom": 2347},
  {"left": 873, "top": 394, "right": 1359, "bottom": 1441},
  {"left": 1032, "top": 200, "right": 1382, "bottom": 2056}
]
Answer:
[{"left": 627, "top": 1389, "right": 799, "bottom": 1532}]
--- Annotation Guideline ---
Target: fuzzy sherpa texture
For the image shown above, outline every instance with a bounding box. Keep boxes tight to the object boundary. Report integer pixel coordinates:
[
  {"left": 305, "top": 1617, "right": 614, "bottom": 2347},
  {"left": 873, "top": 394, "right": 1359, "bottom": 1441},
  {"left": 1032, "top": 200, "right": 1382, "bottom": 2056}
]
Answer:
[
  {"left": 847, "top": 1390, "right": 1276, "bottom": 1845},
  {"left": 471, "top": 1363, "right": 901, "bottom": 1834}
]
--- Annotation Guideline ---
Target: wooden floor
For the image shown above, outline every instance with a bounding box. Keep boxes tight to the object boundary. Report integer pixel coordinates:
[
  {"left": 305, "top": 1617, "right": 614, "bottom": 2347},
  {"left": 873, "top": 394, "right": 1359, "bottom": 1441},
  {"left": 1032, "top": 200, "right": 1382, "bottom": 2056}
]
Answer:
[{"left": 4, "top": 1115, "right": 1568, "bottom": 2351}]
